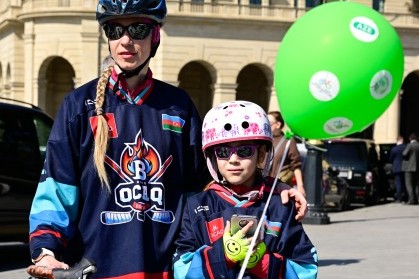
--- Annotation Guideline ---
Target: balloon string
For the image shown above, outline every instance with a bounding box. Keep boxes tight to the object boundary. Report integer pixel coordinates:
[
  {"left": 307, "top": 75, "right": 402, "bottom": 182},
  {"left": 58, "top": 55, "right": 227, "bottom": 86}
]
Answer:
[
  {"left": 237, "top": 139, "right": 292, "bottom": 279},
  {"left": 294, "top": 135, "right": 327, "bottom": 152}
]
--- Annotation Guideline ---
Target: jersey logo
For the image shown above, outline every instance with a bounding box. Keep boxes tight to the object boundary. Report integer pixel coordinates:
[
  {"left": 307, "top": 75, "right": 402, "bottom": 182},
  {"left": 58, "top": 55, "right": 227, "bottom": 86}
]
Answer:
[
  {"left": 162, "top": 114, "right": 185, "bottom": 133},
  {"left": 206, "top": 218, "right": 224, "bottom": 243},
  {"left": 100, "top": 130, "right": 174, "bottom": 225},
  {"left": 194, "top": 205, "right": 209, "bottom": 213},
  {"left": 89, "top": 113, "right": 119, "bottom": 138}
]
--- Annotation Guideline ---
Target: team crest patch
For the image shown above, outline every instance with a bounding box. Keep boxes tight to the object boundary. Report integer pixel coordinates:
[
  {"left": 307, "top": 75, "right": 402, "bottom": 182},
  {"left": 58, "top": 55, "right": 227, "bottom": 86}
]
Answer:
[
  {"left": 206, "top": 218, "right": 224, "bottom": 243},
  {"left": 100, "top": 130, "right": 175, "bottom": 225},
  {"left": 89, "top": 113, "right": 118, "bottom": 138},
  {"left": 162, "top": 114, "right": 185, "bottom": 133}
]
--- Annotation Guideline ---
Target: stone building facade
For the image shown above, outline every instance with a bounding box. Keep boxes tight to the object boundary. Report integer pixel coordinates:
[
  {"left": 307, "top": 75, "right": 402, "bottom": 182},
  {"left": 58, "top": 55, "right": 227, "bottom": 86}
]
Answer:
[{"left": 0, "top": 0, "right": 418, "bottom": 143}]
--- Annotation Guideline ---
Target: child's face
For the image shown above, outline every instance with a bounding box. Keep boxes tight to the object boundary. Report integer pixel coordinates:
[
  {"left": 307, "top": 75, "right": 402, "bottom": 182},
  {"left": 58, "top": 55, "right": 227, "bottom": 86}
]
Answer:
[{"left": 214, "top": 141, "right": 266, "bottom": 187}]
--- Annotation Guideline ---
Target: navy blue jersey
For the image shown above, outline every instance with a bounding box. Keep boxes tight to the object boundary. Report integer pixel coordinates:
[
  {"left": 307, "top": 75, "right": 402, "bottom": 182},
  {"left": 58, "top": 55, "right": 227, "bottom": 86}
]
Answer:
[
  {"left": 173, "top": 178, "right": 318, "bottom": 279},
  {"left": 29, "top": 77, "right": 205, "bottom": 278}
]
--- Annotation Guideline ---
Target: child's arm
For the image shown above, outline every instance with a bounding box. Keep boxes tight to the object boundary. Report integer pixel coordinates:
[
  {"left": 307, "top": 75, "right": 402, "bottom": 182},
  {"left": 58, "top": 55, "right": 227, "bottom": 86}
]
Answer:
[
  {"left": 274, "top": 202, "right": 318, "bottom": 278},
  {"left": 173, "top": 203, "right": 205, "bottom": 279},
  {"left": 173, "top": 202, "right": 232, "bottom": 279}
]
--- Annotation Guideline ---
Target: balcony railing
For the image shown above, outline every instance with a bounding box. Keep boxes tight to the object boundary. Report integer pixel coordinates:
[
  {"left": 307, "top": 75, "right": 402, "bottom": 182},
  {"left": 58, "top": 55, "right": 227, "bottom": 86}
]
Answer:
[
  {"left": 0, "top": 0, "right": 416, "bottom": 28},
  {"left": 167, "top": 1, "right": 419, "bottom": 27},
  {"left": 16, "top": 0, "right": 96, "bottom": 20},
  {"left": 167, "top": 1, "right": 305, "bottom": 21},
  {"left": 21, "top": 0, "right": 96, "bottom": 10}
]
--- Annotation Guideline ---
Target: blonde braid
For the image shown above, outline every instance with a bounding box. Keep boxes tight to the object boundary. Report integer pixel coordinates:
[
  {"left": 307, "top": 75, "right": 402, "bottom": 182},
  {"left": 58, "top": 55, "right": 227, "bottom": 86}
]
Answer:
[{"left": 94, "top": 65, "right": 113, "bottom": 192}]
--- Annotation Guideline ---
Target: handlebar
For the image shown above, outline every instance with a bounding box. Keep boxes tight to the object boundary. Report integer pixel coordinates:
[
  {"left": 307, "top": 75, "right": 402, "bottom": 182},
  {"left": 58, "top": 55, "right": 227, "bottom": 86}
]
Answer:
[{"left": 29, "top": 258, "right": 96, "bottom": 279}]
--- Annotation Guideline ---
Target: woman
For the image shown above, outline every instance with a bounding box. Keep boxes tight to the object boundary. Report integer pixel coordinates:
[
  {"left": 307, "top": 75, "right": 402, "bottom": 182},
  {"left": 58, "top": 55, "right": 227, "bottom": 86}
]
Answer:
[
  {"left": 268, "top": 111, "right": 306, "bottom": 196},
  {"left": 28, "top": 0, "right": 205, "bottom": 278}
]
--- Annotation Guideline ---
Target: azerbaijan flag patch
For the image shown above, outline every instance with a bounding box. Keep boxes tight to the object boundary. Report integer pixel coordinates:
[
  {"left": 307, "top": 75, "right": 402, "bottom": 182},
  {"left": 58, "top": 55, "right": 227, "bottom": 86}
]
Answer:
[
  {"left": 162, "top": 114, "right": 185, "bottom": 133},
  {"left": 265, "top": 219, "right": 282, "bottom": 237}
]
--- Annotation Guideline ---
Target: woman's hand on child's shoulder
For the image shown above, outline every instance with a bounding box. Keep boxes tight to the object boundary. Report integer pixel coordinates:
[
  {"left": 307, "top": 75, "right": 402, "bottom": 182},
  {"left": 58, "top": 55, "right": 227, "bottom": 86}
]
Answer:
[{"left": 280, "top": 188, "right": 307, "bottom": 221}]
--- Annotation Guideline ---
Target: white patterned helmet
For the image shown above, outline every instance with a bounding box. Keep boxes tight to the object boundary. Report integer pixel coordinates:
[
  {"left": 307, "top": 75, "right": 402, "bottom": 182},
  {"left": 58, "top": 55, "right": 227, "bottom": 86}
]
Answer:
[
  {"left": 202, "top": 101, "right": 273, "bottom": 182},
  {"left": 202, "top": 100, "right": 272, "bottom": 151}
]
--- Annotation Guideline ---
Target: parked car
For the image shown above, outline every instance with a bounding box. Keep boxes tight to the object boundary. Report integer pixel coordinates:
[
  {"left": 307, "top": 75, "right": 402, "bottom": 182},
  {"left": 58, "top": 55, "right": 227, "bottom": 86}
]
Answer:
[
  {"left": 318, "top": 138, "right": 391, "bottom": 206},
  {"left": 296, "top": 141, "right": 350, "bottom": 211},
  {"left": 0, "top": 97, "right": 53, "bottom": 241},
  {"left": 322, "top": 163, "right": 351, "bottom": 211}
]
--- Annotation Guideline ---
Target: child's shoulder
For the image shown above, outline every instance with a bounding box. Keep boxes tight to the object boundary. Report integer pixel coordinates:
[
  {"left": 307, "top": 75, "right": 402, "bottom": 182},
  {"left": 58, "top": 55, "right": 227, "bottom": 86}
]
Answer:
[
  {"left": 264, "top": 176, "right": 292, "bottom": 195},
  {"left": 186, "top": 187, "right": 216, "bottom": 202}
]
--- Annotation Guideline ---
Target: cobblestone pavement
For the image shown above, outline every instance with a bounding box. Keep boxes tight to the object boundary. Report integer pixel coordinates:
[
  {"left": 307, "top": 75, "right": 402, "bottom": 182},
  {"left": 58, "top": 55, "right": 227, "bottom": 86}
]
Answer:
[{"left": 303, "top": 202, "right": 419, "bottom": 279}]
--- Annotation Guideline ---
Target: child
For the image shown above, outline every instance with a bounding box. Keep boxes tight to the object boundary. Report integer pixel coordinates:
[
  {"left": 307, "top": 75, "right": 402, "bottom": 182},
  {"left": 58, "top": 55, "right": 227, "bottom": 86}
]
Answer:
[{"left": 173, "top": 101, "right": 318, "bottom": 279}]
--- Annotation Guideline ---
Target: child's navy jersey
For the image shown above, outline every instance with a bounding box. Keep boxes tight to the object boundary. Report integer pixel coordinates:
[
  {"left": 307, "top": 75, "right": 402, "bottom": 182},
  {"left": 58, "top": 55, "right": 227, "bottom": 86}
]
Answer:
[
  {"left": 29, "top": 77, "right": 205, "bottom": 278},
  {"left": 173, "top": 178, "right": 318, "bottom": 279}
]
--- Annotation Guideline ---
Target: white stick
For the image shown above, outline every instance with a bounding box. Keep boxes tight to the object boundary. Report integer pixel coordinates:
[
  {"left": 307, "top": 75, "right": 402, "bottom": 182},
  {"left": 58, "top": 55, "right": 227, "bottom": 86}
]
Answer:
[{"left": 237, "top": 139, "right": 291, "bottom": 279}]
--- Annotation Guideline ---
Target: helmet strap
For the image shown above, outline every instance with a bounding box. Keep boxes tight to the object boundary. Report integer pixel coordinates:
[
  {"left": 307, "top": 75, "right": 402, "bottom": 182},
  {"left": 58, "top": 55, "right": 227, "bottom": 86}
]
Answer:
[
  {"left": 261, "top": 144, "right": 274, "bottom": 177},
  {"left": 206, "top": 156, "right": 223, "bottom": 183},
  {"left": 219, "top": 180, "right": 229, "bottom": 187},
  {"left": 150, "top": 25, "right": 160, "bottom": 57}
]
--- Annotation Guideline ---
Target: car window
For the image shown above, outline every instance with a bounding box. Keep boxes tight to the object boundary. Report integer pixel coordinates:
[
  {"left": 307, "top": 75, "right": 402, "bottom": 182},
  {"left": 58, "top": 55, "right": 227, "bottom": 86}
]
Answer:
[
  {"left": 323, "top": 142, "right": 368, "bottom": 167},
  {"left": 0, "top": 112, "right": 39, "bottom": 161},
  {"left": 33, "top": 115, "right": 52, "bottom": 158},
  {"left": 0, "top": 118, "right": 7, "bottom": 155}
]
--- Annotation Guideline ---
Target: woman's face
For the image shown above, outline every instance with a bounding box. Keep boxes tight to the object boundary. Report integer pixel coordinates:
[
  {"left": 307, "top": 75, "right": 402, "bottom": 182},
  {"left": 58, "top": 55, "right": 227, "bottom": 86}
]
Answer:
[
  {"left": 107, "top": 17, "right": 153, "bottom": 71},
  {"left": 268, "top": 114, "right": 282, "bottom": 136},
  {"left": 215, "top": 141, "right": 266, "bottom": 187}
]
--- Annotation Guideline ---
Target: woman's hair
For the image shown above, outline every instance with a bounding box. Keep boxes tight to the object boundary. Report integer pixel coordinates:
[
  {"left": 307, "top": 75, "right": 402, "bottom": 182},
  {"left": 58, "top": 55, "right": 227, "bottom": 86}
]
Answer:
[
  {"left": 268, "top": 111, "right": 284, "bottom": 129},
  {"left": 93, "top": 65, "right": 113, "bottom": 192}
]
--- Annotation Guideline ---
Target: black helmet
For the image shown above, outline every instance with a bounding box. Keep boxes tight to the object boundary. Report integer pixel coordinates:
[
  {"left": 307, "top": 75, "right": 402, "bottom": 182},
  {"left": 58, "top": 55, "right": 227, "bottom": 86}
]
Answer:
[{"left": 96, "top": 0, "right": 167, "bottom": 25}]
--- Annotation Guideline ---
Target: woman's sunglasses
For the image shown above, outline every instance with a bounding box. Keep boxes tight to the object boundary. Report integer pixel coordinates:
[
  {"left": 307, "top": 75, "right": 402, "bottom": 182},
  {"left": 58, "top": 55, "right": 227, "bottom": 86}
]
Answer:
[
  {"left": 214, "top": 145, "right": 258, "bottom": 160},
  {"left": 103, "top": 22, "right": 154, "bottom": 41}
]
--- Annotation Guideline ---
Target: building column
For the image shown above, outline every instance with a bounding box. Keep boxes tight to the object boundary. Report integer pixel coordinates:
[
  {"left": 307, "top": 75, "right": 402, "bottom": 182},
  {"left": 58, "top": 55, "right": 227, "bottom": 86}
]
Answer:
[
  {"left": 212, "top": 82, "right": 237, "bottom": 105},
  {"left": 204, "top": 0, "right": 211, "bottom": 13},
  {"left": 268, "top": 86, "right": 280, "bottom": 112},
  {"left": 36, "top": 77, "right": 46, "bottom": 111},
  {"left": 23, "top": 22, "right": 35, "bottom": 104},
  {"left": 80, "top": 19, "right": 101, "bottom": 84},
  {"left": 374, "top": 92, "right": 400, "bottom": 143}
]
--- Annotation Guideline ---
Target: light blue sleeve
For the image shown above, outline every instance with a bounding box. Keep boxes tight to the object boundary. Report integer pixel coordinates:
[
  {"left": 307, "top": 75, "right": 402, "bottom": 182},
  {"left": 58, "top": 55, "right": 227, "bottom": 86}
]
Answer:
[
  {"left": 285, "top": 258, "right": 318, "bottom": 279},
  {"left": 174, "top": 245, "right": 208, "bottom": 279},
  {"left": 29, "top": 177, "right": 79, "bottom": 238}
]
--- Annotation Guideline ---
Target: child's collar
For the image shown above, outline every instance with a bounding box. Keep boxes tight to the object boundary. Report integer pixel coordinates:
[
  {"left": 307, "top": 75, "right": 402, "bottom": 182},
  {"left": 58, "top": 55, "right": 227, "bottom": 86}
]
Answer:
[{"left": 207, "top": 182, "right": 265, "bottom": 201}]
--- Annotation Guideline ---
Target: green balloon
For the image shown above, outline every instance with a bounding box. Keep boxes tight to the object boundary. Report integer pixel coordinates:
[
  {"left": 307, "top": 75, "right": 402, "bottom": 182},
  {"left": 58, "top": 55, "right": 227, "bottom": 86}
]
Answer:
[{"left": 275, "top": 1, "right": 404, "bottom": 140}]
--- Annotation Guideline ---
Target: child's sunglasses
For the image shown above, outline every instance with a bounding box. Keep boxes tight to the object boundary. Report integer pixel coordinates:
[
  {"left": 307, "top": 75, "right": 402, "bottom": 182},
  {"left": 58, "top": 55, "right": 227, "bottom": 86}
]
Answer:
[
  {"left": 103, "top": 22, "right": 154, "bottom": 41},
  {"left": 214, "top": 145, "right": 258, "bottom": 159}
]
